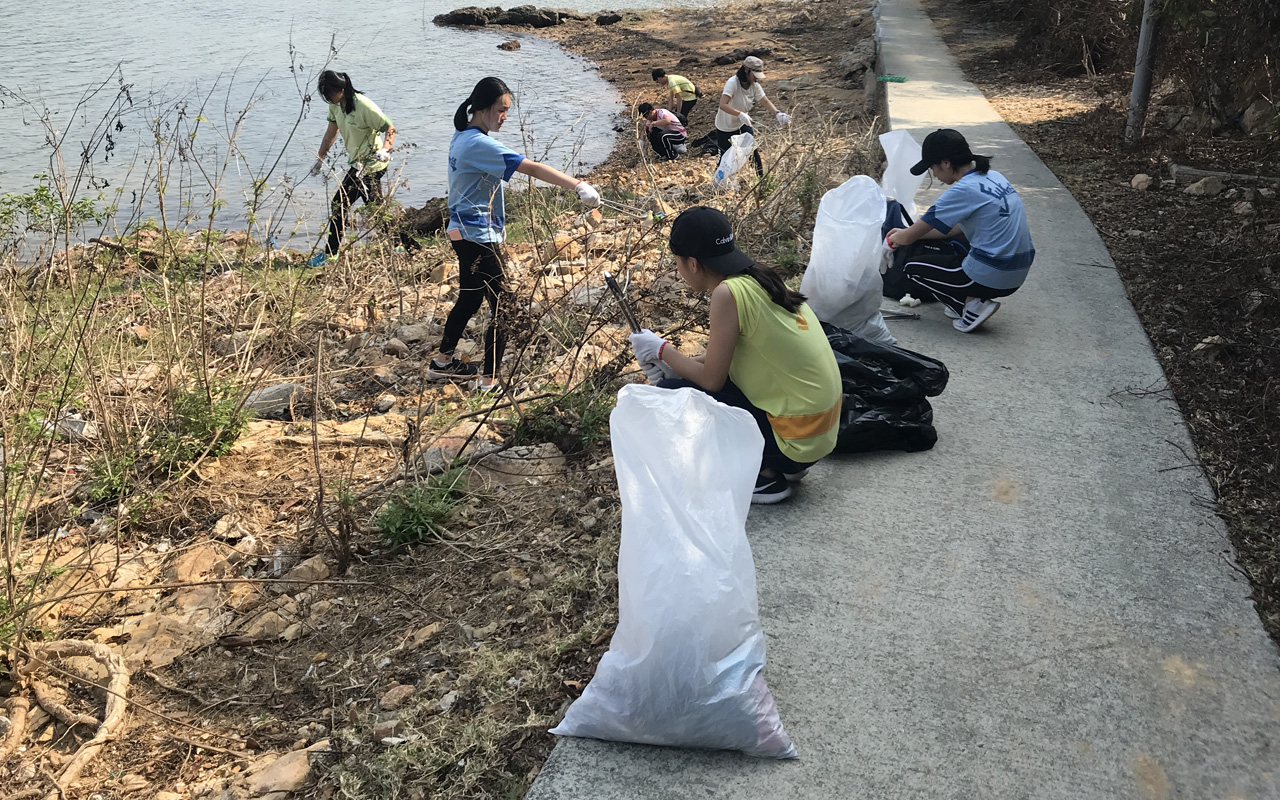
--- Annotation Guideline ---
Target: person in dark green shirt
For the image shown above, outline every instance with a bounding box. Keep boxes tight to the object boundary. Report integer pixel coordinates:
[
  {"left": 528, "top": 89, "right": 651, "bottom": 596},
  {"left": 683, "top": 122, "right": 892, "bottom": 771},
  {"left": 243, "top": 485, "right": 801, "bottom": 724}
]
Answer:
[{"left": 308, "top": 71, "right": 397, "bottom": 266}]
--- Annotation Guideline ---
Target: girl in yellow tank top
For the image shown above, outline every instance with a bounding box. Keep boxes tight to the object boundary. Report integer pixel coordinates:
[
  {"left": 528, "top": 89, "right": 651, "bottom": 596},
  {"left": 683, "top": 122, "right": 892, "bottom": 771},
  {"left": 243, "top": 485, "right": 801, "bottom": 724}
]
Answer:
[{"left": 628, "top": 207, "right": 842, "bottom": 504}]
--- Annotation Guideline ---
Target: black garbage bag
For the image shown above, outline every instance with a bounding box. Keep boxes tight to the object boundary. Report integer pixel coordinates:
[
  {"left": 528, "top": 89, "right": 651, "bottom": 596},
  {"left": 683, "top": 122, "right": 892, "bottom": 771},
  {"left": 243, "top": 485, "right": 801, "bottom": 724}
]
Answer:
[{"left": 823, "top": 322, "right": 949, "bottom": 454}]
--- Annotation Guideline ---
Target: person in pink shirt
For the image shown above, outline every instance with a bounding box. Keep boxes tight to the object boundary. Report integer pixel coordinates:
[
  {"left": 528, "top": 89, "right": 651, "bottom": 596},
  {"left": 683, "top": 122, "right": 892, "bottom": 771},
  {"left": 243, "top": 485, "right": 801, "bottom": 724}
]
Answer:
[{"left": 637, "top": 102, "right": 688, "bottom": 161}]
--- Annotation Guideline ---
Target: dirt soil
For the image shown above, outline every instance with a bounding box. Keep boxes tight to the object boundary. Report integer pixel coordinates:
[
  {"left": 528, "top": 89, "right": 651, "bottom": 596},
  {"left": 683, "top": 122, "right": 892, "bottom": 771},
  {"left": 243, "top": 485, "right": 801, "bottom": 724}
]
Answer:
[{"left": 918, "top": 0, "right": 1280, "bottom": 642}]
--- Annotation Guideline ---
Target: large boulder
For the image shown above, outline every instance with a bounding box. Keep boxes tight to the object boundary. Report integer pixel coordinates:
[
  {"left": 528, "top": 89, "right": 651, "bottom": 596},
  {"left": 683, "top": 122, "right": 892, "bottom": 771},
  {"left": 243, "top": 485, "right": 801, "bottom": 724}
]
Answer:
[
  {"left": 494, "top": 5, "right": 561, "bottom": 27},
  {"left": 394, "top": 197, "right": 447, "bottom": 250},
  {"left": 433, "top": 6, "right": 502, "bottom": 26}
]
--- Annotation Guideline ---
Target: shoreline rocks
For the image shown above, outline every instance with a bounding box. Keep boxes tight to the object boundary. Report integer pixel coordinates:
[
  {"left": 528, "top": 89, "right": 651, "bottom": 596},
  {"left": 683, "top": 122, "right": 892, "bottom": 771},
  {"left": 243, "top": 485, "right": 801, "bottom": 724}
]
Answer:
[{"left": 433, "top": 5, "right": 590, "bottom": 28}]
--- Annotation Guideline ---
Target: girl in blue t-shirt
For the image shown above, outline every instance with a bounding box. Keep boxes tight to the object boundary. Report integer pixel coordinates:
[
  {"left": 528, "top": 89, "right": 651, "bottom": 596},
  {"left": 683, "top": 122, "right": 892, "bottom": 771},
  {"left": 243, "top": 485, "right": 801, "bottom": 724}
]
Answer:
[
  {"left": 886, "top": 128, "right": 1035, "bottom": 333},
  {"left": 429, "top": 77, "right": 601, "bottom": 392}
]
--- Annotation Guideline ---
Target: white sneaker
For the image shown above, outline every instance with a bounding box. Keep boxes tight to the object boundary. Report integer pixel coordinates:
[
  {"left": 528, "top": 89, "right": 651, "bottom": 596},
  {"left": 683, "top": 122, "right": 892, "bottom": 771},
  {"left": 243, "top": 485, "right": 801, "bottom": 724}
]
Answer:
[
  {"left": 953, "top": 298, "right": 1000, "bottom": 332},
  {"left": 674, "top": 144, "right": 688, "bottom": 153}
]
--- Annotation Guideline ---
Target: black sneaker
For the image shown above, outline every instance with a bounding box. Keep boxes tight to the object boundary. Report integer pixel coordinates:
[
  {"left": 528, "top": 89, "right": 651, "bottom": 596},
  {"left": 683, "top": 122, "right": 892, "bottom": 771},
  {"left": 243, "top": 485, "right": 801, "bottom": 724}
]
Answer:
[
  {"left": 427, "top": 358, "right": 478, "bottom": 380},
  {"left": 752, "top": 473, "right": 793, "bottom": 505}
]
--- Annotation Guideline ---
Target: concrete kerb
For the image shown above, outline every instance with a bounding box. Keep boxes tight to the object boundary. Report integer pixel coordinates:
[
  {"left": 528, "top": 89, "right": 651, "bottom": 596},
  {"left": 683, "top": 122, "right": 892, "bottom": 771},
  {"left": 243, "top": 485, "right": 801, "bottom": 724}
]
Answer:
[{"left": 527, "top": 1, "right": 1280, "bottom": 797}]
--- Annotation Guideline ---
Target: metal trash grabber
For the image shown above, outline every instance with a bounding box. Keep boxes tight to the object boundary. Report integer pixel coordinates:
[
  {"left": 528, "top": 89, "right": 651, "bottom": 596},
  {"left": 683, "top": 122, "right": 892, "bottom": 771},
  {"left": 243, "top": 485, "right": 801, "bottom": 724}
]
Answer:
[{"left": 603, "top": 270, "right": 642, "bottom": 332}]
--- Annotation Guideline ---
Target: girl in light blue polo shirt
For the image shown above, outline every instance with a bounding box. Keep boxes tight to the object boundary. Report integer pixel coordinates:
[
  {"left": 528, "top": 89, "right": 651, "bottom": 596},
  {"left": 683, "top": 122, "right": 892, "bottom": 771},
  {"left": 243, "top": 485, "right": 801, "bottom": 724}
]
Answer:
[
  {"left": 429, "top": 77, "right": 601, "bottom": 392},
  {"left": 886, "top": 129, "right": 1035, "bottom": 333}
]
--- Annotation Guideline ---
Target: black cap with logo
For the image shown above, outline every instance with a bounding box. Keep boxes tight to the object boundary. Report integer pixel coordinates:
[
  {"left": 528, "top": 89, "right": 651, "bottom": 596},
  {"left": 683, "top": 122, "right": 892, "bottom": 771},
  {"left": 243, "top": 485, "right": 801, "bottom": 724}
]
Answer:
[
  {"left": 909, "top": 128, "right": 987, "bottom": 176},
  {"left": 668, "top": 206, "right": 755, "bottom": 275}
]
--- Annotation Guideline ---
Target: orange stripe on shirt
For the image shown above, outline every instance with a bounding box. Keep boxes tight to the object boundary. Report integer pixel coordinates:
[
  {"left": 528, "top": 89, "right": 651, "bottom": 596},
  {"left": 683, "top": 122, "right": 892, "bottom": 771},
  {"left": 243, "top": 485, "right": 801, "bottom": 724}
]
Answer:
[{"left": 766, "top": 398, "right": 842, "bottom": 440}]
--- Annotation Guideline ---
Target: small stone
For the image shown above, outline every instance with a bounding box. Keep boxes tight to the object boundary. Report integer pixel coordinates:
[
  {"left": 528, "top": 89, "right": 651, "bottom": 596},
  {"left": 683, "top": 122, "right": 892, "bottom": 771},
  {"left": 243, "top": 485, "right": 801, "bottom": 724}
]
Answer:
[
  {"left": 129, "top": 324, "right": 151, "bottom": 343},
  {"left": 437, "top": 691, "right": 459, "bottom": 713},
  {"left": 383, "top": 338, "right": 409, "bottom": 358},
  {"left": 281, "top": 623, "right": 303, "bottom": 642},
  {"left": 1184, "top": 176, "right": 1225, "bottom": 196},
  {"left": 1259, "top": 187, "right": 1276, "bottom": 199},
  {"left": 411, "top": 622, "right": 442, "bottom": 646},
  {"left": 120, "top": 774, "right": 150, "bottom": 792},
  {"left": 498, "top": 39, "right": 521, "bottom": 51},
  {"left": 375, "top": 394, "right": 396, "bottom": 413},
  {"left": 246, "top": 383, "right": 307, "bottom": 420},
  {"left": 243, "top": 611, "right": 290, "bottom": 641},
  {"left": 1130, "top": 173, "right": 1154, "bottom": 191},
  {"left": 248, "top": 746, "right": 315, "bottom": 795},
  {"left": 155, "top": 793, "right": 182, "bottom": 800},
  {"left": 1233, "top": 201, "right": 1256, "bottom": 216},
  {"left": 275, "top": 554, "right": 330, "bottom": 592},
  {"left": 372, "top": 719, "right": 403, "bottom": 739},
  {"left": 579, "top": 515, "right": 598, "bottom": 531},
  {"left": 394, "top": 323, "right": 434, "bottom": 343},
  {"left": 373, "top": 365, "right": 398, "bottom": 385},
  {"left": 380, "top": 684, "right": 415, "bottom": 710},
  {"left": 345, "top": 332, "right": 370, "bottom": 353}
]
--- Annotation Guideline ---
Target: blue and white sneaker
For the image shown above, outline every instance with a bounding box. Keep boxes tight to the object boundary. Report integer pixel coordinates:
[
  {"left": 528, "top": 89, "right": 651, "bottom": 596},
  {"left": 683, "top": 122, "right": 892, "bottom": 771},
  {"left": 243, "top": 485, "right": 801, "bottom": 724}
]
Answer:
[{"left": 306, "top": 252, "right": 333, "bottom": 268}]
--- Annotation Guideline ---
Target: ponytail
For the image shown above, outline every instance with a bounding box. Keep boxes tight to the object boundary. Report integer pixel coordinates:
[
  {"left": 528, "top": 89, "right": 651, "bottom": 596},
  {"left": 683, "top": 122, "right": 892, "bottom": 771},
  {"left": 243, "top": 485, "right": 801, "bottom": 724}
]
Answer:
[
  {"left": 317, "top": 70, "right": 358, "bottom": 115},
  {"left": 735, "top": 65, "right": 752, "bottom": 86},
  {"left": 455, "top": 76, "right": 512, "bottom": 132},
  {"left": 742, "top": 263, "right": 806, "bottom": 313},
  {"left": 972, "top": 154, "right": 991, "bottom": 174}
]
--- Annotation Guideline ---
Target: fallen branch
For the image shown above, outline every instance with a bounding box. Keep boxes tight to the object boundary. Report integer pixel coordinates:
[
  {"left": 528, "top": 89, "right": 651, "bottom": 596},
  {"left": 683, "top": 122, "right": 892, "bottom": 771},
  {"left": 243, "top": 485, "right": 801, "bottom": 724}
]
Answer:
[
  {"left": 31, "top": 680, "right": 100, "bottom": 729},
  {"left": 87, "top": 237, "right": 162, "bottom": 261},
  {"left": 1169, "top": 163, "right": 1280, "bottom": 186},
  {"left": 19, "top": 640, "right": 129, "bottom": 800},
  {"left": 0, "top": 697, "right": 29, "bottom": 760}
]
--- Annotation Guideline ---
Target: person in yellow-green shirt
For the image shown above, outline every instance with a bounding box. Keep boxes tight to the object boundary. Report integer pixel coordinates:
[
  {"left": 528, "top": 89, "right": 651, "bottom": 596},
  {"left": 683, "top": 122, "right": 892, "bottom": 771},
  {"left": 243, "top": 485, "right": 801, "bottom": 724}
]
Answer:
[
  {"left": 308, "top": 70, "right": 397, "bottom": 266},
  {"left": 629, "top": 206, "right": 842, "bottom": 504},
  {"left": 651, "top": 68, "right": 699, "bottom": 121}
]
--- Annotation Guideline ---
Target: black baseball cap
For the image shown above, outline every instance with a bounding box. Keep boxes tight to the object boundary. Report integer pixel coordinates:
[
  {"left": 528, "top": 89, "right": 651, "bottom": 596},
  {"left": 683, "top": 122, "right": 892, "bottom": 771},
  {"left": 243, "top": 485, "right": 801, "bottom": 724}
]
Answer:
[
  {"left": 909, "top": 128, "right": 985, "bottom": 175},
  {"left": 668, "top": 206, "right": 754, "bottom": 275}
]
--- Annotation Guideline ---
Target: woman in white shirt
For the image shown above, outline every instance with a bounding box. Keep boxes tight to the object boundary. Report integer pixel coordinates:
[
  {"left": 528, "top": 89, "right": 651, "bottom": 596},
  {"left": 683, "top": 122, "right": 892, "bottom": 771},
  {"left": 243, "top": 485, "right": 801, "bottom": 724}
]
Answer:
[{"left": 713, "top": 56, "right": 790, "bottom": 176}]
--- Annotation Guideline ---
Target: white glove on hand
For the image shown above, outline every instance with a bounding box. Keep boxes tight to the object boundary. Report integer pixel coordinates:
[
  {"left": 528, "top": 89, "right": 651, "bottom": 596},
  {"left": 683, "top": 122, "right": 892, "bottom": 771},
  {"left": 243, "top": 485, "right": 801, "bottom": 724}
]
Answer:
[
  {"left": 629, "top": 329, "right": 667, "bottom": 365},
  {"left": 375, "top": 147, "right": 391, "bottom": 163},
  {"left": 575, "top": 181, "right": 601, "bottom": 208},
  {"left": 309, "top": 158, "right": 323, "bottom": 178},
  {"left": 737, "top": 111, "right": 753, "bottom": 127},
  {"left": 776, "top": 112, "right": 792, "bottom": 126},
  {"left": 641, "top": 358, "right": 677, "bottom": 384}
]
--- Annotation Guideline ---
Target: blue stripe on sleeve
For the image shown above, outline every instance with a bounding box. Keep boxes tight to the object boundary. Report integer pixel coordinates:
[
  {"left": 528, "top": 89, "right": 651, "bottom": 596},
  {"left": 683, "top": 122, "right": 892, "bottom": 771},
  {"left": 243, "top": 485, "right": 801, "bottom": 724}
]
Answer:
[
  {"left": 921, "top": 207, "right": 953, "bottom": 235},
  {"left": 502, "top": 153, "right": 525, "bottom": 182}
]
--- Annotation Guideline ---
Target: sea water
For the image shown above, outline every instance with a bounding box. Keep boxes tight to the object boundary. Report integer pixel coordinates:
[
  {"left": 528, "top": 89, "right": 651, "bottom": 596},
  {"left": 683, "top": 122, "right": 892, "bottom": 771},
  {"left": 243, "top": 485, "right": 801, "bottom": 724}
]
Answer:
[{"left": 0, "top": 0, "right": 701, "bottom": 247}]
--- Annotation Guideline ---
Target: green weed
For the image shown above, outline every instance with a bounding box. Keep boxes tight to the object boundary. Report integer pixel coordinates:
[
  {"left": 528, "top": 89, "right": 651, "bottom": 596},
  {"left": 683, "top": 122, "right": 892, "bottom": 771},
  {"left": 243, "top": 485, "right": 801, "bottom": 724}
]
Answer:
[{"left": 375, "top": 468, "right": 465, "bottom": 546}]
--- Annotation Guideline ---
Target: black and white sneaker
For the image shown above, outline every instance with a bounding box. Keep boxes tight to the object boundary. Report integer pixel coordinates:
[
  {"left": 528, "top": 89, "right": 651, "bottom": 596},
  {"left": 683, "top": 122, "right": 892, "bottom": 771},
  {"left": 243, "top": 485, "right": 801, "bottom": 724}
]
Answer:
[
  {"left": 427, "top": 358, "right": 479, "bottom": 380},
  {"left": 752, "top": 473, "right": 793, "bottom": 505},
  {"left": 782, "top": 468, "right": 809, "bottom": 482}
]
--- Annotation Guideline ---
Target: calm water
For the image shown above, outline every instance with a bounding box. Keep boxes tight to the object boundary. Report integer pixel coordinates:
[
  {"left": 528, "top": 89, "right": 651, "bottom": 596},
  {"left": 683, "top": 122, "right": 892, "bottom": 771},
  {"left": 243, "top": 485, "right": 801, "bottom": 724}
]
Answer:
[{"left": 0, "top": 0, "right": 699, "bottom": 246}]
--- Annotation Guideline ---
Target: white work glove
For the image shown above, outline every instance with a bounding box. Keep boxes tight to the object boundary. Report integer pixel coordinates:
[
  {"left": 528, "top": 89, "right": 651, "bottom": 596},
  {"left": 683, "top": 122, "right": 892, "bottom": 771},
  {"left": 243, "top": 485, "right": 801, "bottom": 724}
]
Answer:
[
  {"left": 776, "top": 111, "right": 792, "bottom": 126},
  {"left": 737, "top": 111, "right": 752, "bottom": 127},
  {"left": 575, "top": 181, "right": 601, "bottom": 208},
  {"left": 375, "top": 147, "right": 391, "bottom": 163},
  {"left": 309, "top": 158, "right": 323, "bottom": 178},
  {"left": 629, "top": 329, "right": 667, "bottom": 365},
  {"left": 640, "top": 359, "right": 677, "bottom": 384}
]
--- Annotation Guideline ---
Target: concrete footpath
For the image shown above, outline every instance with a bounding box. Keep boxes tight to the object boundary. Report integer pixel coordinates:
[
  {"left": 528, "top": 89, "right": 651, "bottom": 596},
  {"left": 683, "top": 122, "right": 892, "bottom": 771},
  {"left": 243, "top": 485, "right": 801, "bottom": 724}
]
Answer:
[{"left": 527, "top": 0, "right": 1280, "bottom": 796}]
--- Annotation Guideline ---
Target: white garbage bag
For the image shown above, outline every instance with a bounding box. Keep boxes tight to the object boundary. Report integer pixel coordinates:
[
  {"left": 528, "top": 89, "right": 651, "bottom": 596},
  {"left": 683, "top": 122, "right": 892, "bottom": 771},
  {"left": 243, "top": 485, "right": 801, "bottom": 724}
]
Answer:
[
  {"left": 799, "top": 175, "right": 896, "bottom": 344},
  {"left": 550, "top": 385, "right": 797, "bottom": 758},
  {"left": 712, "top": 132, "right": 755, "bottom": 189},
  {"left": 879, "top": 129, "right": 927, "bottom": 220}
]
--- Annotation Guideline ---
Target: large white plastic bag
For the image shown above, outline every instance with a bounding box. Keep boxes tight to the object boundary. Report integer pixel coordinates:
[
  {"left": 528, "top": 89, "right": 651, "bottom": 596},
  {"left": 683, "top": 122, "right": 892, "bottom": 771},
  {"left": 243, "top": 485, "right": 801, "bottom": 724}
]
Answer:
[
  {"left": 879, "top": 129, "right": 927, "bottom": 219},
  {"left": 799, "top": 175, "right": 896, "bottom": 345},
  {"left": 550, "top": 385, "right": 797, "bottom": 758},
  {"left": 712, "top": 131, "right": 755, "bottom": 189}
]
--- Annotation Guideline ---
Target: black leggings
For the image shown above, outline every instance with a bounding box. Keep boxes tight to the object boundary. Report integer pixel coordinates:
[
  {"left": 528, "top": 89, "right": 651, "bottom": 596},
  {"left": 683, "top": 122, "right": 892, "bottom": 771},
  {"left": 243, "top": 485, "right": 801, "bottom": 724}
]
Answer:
[
  {"left": 679, "top": 98, "right": 697, "bottom": 120},
  {"left": 325, "top": 167, "right": 384, "bottom": 255},
  {"left": 712, "top": 125, "right": 764, "bottom": 177},
  {"left": 440, "top": 239, "right": 507, "bottom": 377},
  {"left": 900, "top": 256, "right": 1017, "bottom": 313},
  {"left": 656, "top": 377, "right": 815, "bottom": 475},
  {"left": 647, "top": 127, "right": 687, "bottom": 161}
]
